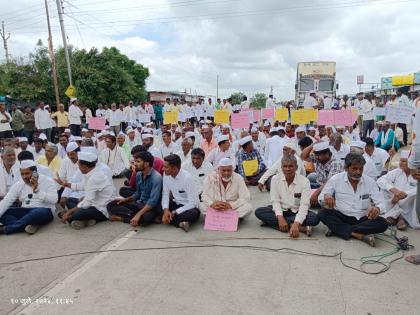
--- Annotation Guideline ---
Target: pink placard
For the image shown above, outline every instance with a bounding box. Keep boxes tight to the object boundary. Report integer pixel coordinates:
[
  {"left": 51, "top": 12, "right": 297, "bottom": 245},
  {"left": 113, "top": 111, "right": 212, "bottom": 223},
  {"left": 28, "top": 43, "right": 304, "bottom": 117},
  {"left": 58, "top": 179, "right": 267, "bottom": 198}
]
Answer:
[
  {"left": 253, "top": 110, "right": 260, "bottom": 122},
  {"left": 333, "top": 110, "right": 353, "bottom": 126},
  {"left": 240, "top": 109, "right": 254, "bottom": 123},
  {"left": 317, "top": 110, "right": 335, "bottom": 126},
  {"left": 204, "top": 208, "right": 239, "bottom": 232},
  {"left": 262, "top": 108, "right": 275, "bottom": 119},
  {"left": 88, "top": 117, "right": 107, "bottom": 130},
  {"left": 231, "top": 113, "right": 250, "bottom": 129}
]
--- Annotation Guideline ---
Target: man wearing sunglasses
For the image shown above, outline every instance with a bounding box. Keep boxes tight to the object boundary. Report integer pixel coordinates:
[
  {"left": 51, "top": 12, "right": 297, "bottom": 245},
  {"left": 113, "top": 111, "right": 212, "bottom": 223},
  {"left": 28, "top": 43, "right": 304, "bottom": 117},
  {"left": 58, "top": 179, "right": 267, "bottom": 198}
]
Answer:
[{"left": 0, "top": 160, "right": 57, "bottom": 235}]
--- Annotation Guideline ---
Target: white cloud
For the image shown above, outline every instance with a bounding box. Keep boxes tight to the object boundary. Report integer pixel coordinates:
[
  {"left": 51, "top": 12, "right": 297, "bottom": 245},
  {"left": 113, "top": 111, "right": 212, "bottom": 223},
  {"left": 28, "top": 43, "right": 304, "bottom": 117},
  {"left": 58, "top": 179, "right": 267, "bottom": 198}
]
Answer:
[{"left": 1, "top": 0, "right": 420, "bottom": 100}]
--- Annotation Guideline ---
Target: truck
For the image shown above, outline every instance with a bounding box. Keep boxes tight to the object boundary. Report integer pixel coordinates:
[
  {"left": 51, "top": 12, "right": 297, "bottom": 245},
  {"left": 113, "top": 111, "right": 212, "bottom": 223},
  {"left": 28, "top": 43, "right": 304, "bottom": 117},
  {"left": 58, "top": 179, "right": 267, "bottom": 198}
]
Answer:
[{"left": 295, "top": 61, "right": 338, "bottom": 106}]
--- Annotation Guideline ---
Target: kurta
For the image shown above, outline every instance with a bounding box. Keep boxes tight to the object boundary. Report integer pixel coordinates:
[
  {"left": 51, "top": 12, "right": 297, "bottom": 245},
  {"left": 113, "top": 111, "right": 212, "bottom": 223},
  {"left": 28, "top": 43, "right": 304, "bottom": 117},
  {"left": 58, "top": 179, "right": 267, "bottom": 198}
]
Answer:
[
  {"left": 200, "top": 171, "right": 251, "bottom": 218},
  {"left": 377, "top": 168, "right": 419, "bottom": 228}
]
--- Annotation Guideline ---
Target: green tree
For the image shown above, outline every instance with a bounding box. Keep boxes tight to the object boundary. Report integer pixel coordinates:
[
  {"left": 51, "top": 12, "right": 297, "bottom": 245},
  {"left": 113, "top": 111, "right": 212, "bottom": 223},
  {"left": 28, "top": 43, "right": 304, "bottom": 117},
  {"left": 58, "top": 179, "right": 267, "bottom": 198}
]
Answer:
[
  {"left": 0, "top": 41, "right": 150, "bottom": 107},
  {"left": 229, "top": 92, "right": 245, "bottom": 105},
  {"left": 250, "top": 93, "right": 267, "bottom": 109}
]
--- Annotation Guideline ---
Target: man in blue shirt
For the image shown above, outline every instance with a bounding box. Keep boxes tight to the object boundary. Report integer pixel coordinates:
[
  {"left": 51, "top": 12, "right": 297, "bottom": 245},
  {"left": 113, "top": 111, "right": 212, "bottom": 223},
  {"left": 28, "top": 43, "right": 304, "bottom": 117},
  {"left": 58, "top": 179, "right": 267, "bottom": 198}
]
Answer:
[
  {"left": 107, "top": 151, "right": 163, "bottom": 226},
  {"left": 237, "top": 135, "right": 266, "bottom": 186}
]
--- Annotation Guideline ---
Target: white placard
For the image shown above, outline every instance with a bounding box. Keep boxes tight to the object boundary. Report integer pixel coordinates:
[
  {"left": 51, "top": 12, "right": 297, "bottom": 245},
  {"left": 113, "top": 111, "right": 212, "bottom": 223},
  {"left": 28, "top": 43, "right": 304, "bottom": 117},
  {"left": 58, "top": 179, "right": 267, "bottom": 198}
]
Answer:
[
  {"left": 137, "top": 114, "right": 151, "bottom": 123},
  {"left": 386, "top": 105, "right": 412, "bottom": 124},
  {"left": 178, "top": 112, "right": 186, "bottom": 122}
]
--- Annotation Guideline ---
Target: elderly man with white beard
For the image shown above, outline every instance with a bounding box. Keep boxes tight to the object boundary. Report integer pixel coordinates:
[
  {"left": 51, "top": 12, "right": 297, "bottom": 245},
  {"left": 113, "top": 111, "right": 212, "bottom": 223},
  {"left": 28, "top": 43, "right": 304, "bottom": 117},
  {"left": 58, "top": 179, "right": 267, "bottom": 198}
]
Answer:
[{"left": 200, "top": 157, "right": 251, "bottom": 219}]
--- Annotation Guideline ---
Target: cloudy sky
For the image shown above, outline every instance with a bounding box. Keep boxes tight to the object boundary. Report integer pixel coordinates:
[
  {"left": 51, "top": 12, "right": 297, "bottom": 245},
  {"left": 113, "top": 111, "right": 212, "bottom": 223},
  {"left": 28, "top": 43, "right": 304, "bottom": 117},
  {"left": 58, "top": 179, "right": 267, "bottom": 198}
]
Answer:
[{"left": 2, "top": 0, "right": 420, "bottom": 100}]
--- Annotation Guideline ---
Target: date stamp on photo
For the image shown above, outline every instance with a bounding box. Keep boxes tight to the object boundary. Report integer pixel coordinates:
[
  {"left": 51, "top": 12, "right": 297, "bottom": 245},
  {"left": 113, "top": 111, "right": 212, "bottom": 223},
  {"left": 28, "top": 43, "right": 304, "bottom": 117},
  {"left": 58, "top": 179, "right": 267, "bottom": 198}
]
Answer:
[{"left": 11, "top": 297, "right": 74, "bottom": 306}]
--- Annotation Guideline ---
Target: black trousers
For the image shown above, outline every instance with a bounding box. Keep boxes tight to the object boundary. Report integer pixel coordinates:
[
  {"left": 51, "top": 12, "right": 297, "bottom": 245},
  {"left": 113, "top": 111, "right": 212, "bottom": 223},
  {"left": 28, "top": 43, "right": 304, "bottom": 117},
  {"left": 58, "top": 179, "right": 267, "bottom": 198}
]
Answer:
[
  {"left": 255, "top": 206, "right": 320, "bottom": 229},
  {"left": 70, "top": 124, "right": 81, "bottom": 136},
  {"left": 397, "top": 123, "right": 408, "bottom": 145},
  {"left": 107, "top": 202, "right": 162, "bottom": 225},
  {"left": 68, "top": 206, "right": 108, "bottom": 223},
  {"left": 265, "top": 176, "right": 273, "bottom": 191},
  {"left": 66, "top": 197, "right": 80, "bottom": 210},
  {"left": 169, "top": 200, "right": 200, "bottom": 227},
  {"left": 119, "top": 187, "right": 136, "bottom": 198},
  {"left": 318, "top": 208, "right": 388, "bottom": 240}
]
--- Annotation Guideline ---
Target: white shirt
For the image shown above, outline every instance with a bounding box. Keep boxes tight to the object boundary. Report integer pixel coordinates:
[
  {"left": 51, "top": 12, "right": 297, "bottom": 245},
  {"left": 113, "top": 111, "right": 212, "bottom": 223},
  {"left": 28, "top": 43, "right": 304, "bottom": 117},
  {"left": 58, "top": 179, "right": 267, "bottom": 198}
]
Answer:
[
  {"left": 57, "top": 144, "right": 67, "bottom": 159},
  {"left": 159, "top": 142, "right": 179, "bottom": 159},
  {"left": 34, "top": 108, "right": 51, "bottom": 130},
  {"left": 345, "top": 131, "right": 360, "bottom": 142},
  {"left": 319, "top": 172, "right": 383, "bottom": 219},
  {"left": 124, "top": 106, "right": 138, "bottom": 123},
  {"left": 176, "top": 149, "right": 192, "bottom": 164},
  {"left": 265, "top": 98, "right": 276, "bottom": 108},
  {"left": 206, "top": 147, "right": 236, "bottom": 169},
  {"left": 0, "top": 162, "right": 20, "bottom": 197},
  {"left": 96, "top": 109, "right": 107, "bottom": 118},
  {"left": 323, "top": 97, "right": 333, "bottom": 110},
  {"left": 252, "top": 138, "right": 266, "bottom": 157},
  {"left": 70, "top": 166, "right": 114, "bottom": 218},
  {"left": 270, "top": 172, "right": 311, "bottom": 224},
  {"left": 99, "top": 146, "right": 130, "bottom": 176},
  {"left": 68, "top": 105, "right": 83, "bottom": 125},
  {"left": 106, "top": 110, "right": 122, "bottom": 127},
  {"left": 182, "top": 160, "right": 213, "bottom": 194},
  {"left": 241, "top": 100, "right": 251, "bottom": 110},
  {"left": 360, "top": 99, "right": 374, "bottom": 121},
  {"left": 0, "top": 111, "right": 13, "bottom": 132},
  {"left": 264, "top": 135, "right": 288, "bottom": 167},
  {"left": 58, "top": 157, "right": 79, "bottom": 182},
  {"left": 377, "top": 168, "right": 417, "bottom": 193},
  {"left": 329, "top": 144, "right": 350, "bottom": 165},
  {"left": 0, "top": 174, "right": 58, "bottom": 219},
  {"left": 258, "top": 154, "right": 305, "bottom": 185},
  {"left": 162, "top": 169, "right": 199, "bottom": 214},
  {"left": 364, "top": 148, "right": 389, "bottom": 178},
  {"left": 303, "top": 96, "right": 318, "bottom": 108}
]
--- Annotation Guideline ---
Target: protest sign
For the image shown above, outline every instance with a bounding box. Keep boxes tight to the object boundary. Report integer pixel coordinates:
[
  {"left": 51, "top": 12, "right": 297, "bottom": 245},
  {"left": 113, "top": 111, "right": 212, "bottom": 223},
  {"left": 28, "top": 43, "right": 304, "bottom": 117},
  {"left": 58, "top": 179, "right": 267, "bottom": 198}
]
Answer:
[
  {"left": 275, "top": 108, "right": 289, "bottom": 121},
  {"left": 386, "top": 105, "right": 412, "bottom": 124},
  {"left": 253, "top": 110, "right": 261, "bottom": 122},
  {"left": 262, "top": 108, "right": 275, "bottom": 119},
  {"left": 204, "top": 208, "right": 239, "bottom": 232},
  {"left": 242, "top": 159, "right": 258, "bottom": 176},
  {"left": 214, "top": 110, "right": 230, "bottom": 124},
  {"left": 231, "top": 113, "right": 250, "bottom": 129},
  {"left": 317, "top": 110, "right": 335, "bottom": 126},
  {"left": 333, "top": 109, "right": 353, "bottom": 126},
  {"left": 163, "top": 111, "right": 178, "bottom": 124},
  {"left": 137, "top": 114, "right": 151, "bottom": 123},
  {"left": 88, "top": 117, "right": 106, "bottom": 130},
  {"left": 178, "top": 112, "right": 186, "bottom": 122},
  {"left": 291, "top": 109, "right": 311, "bottom": 125}
]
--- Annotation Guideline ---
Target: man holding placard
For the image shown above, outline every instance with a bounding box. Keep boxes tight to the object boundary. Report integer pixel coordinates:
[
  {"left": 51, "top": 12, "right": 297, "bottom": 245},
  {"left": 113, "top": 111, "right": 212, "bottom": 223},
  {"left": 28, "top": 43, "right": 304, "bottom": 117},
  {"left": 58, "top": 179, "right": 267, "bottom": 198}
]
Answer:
[
  {"left": 200, "top": 157, "right": 251, "bottom": 220},
  {"left": 237, "top": 136, "right": 266, "bottom": 186}
]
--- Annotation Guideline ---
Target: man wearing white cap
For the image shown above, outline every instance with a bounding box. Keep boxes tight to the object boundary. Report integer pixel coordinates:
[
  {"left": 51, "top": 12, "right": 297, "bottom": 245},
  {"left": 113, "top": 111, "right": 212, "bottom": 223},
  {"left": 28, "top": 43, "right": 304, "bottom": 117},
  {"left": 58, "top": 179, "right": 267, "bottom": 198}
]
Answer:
[
  {"left": 141, "top": 133, "right": 160, "bottom": 158},
  {"left": 258, "top": 142, "right": 305, "bottom": 191},
  {"left": 0, "top": 160, "right": 57, "bottom": 235},
  {"left": 206, "top": 135, "right": 236, "bottom": 170},
  {"left": 303, "top": 91, "right": 318, "bottom": 109},
  {"left": 17, "top": 137, "right": 29, "bottom": 153},
  {"left": 377, "top": 150, "right": 418, "bottom": 230},
  {"left": 0, "top": 147, "right": 20, "bottom": 200},
  {"left": 200, "top": 126, "right": 217, "bottom": 157},
  {"left": 57, "top": 142, "right": 80, "bottom": 182},
  {"left": 125, "top": 128, "right": 141, "bottom": 149},
  {"left": 200, "top": 157, "right": 251, "bottom": 219},
  {"left": 255, "top": 155, "right": 320, "bottom": 237},
  {"left": 318, "top": 153, "right": 388, "bottom": 247},
  {"left": 68, "top": 99, "right": 83, "bottom": 137},
  {"left": 264, "top": 127, "right": 288, "bottom": 167},
  {"left": 176, "top": 137, "right": 193, "bottom": 164},
  {"left": 237, "top": 135, "right": 266, "bottom": 185},
  {"left": 301, "top": 141, "right": 344, "bottom": 206},
  {"left": 161, "top": 154, "right": 200, "bottom": 232},
  {"left": 59, "top": 152, "right": 114, "bottom": 229}
]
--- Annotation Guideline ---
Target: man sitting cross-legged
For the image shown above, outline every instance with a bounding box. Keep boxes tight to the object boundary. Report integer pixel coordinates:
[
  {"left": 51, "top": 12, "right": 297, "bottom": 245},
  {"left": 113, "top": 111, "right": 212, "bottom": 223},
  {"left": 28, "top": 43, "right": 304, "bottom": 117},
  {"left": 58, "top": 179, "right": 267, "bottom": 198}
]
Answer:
[
  {"left": 200, "top": 157, "right": 252, "bottom": 220},
  {"left": 107, "top": 151, "right": 163, "bottom": 227},
  {"left": 255, "top": 155, "right": 320, "bottom": 238},
  {"left": 318, "top": 153, "right": 388, "bottom": 247}
]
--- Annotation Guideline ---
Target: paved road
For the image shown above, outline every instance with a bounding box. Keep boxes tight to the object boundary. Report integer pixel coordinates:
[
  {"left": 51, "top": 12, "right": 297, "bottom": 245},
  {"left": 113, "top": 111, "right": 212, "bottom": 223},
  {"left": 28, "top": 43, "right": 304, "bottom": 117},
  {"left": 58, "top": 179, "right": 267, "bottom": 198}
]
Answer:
[{"left": 1, "top": 182, "right": 420, "bottom": 315}]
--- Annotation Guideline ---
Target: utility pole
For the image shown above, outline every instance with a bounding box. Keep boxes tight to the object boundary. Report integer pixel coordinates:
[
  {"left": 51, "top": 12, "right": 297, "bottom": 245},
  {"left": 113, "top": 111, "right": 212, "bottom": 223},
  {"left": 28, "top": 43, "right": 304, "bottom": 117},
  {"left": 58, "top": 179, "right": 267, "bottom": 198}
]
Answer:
[
  {"left": 45, "top": 0, "right": 60, "bottom": 107},
  {"left": 55, "top": 0, "right": 73, "bottom": 86},
  {"left": 216, "top": 75, "right": 219, "bottom": 100},
  {"left": 0, "top": 21, "right": 10, "bottom": 63}
]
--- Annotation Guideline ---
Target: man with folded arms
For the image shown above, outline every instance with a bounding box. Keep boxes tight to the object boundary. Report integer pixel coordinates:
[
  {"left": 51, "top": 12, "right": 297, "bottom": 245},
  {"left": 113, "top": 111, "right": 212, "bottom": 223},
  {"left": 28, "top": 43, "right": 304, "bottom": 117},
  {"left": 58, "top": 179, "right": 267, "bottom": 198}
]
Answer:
[
  {"left": 318, "top": 153, "right": 388, "bottom": 247},
  {"left": 107, "top": 151, "right": 163, "bottom": 227},
  {"left": 255, "top": 155, "right": 319, "bottom": 237},
  {"left": 200, "top": 157, "right": 251, "bottom": 219},
  {"left": 0, "top": 160, "right": 57, "bottom": 235}
]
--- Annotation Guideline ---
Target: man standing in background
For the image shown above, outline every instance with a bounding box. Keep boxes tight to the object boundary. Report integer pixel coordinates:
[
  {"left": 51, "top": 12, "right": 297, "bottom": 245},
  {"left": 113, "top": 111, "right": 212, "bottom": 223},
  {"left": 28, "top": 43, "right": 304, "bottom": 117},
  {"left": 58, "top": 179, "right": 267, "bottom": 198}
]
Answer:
[{"left": 10, "top": 104, "right": 25, "bottom": 137}]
